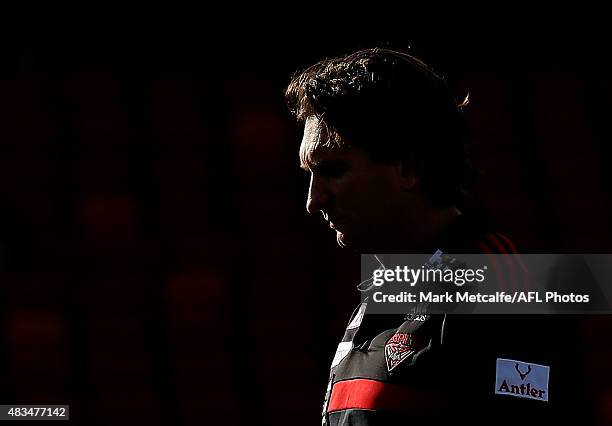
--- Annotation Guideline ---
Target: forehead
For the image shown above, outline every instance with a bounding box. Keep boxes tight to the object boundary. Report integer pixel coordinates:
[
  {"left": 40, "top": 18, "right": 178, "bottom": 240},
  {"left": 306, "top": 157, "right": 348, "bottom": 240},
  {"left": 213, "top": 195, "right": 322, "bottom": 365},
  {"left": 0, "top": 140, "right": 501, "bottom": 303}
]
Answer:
[{"left": 299, "top": 116, "right": 348, "bottom": 170}]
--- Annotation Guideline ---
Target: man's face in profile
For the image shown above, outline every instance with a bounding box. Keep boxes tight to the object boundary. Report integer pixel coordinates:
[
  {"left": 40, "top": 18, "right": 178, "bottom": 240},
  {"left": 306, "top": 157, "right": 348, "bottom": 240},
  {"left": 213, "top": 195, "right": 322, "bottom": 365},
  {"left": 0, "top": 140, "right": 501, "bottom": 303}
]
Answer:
[{"left": 300, "top": 117, "right": 406, "bottom": 250}]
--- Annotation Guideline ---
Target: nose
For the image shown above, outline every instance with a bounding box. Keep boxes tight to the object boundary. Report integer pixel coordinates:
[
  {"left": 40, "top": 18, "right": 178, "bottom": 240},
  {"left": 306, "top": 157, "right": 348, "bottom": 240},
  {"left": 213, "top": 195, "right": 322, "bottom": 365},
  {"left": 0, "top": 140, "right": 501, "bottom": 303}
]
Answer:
[{"left": 306, "top": 173, "right": 331, "bottom": 215}]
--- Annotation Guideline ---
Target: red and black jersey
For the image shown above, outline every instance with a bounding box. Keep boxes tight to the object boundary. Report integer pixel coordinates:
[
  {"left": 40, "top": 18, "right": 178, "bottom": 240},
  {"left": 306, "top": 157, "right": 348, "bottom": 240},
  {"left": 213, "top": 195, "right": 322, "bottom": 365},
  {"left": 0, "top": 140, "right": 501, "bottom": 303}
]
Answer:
[{"left": 322, "top": 212, "right": 589, "bottom": 425}]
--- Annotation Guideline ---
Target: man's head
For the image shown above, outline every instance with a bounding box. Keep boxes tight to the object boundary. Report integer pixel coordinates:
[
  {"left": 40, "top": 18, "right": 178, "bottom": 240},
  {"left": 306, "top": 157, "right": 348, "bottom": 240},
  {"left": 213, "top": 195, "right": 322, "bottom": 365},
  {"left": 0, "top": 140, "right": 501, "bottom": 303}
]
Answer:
[{"left": 285, "top": 48, "right": 473, "bottom": 251}]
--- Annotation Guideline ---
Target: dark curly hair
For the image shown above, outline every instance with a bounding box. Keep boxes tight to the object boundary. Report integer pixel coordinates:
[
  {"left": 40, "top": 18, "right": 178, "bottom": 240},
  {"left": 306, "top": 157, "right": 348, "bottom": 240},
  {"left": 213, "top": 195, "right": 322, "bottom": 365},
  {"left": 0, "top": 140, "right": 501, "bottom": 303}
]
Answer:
[{"left": 285, "top": 48, "right": 475, "bottom": 207}]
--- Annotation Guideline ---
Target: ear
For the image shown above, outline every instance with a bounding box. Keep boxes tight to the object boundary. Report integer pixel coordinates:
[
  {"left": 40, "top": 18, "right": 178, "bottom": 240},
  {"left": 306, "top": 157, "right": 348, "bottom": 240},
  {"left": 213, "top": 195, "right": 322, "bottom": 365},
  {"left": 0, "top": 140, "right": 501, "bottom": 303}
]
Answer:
[{"left": 398, "top": 159, "right": 419, "bottom": 191}]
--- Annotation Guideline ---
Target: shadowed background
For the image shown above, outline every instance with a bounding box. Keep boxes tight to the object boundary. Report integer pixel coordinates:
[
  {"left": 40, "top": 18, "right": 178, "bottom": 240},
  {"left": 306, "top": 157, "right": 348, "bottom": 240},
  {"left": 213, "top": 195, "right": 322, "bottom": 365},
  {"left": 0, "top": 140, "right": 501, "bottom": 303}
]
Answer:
[{"left": 0, "top": 29, "right": 611, "bottom": 424}]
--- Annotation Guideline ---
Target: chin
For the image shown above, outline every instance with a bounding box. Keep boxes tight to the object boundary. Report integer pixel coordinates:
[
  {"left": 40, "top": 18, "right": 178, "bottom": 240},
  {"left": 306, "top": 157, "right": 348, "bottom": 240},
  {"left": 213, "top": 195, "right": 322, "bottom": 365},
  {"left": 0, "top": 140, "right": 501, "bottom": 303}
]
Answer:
[
  {"left": 336, "top": 230, "right": 380, "bottom": 252},
  {"left": 336, "top": 231, "right": 348, "bottom": 248},
  {"left": 336, "top": 231, "right": 362, "bottom": 250}
]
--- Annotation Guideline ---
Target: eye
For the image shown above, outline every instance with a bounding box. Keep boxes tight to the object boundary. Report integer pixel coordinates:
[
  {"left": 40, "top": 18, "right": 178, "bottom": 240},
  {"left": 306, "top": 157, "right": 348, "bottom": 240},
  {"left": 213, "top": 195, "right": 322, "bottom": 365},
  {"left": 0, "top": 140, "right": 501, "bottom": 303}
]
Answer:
[
  {"left": 315, "top": 163, "right": 348, "bottom": 178},
  {"left": 320, "top": 167, "right": 346, "bottom": 178}
]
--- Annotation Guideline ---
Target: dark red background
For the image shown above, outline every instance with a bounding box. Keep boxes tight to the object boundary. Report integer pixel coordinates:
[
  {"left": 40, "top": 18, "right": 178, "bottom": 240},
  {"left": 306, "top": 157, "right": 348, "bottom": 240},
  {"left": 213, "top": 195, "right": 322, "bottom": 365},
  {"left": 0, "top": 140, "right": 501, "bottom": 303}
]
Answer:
[{"left": 0, "top": 29, "right": 611, "bottom": 424}]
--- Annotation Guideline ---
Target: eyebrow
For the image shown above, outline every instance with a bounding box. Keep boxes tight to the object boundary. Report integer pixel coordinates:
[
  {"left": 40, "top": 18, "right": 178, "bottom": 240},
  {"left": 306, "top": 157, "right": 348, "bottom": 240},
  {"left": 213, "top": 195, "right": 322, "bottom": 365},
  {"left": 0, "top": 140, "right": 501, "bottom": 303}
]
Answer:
[
  {"left": 299, "top": 157, "right": 318, "bottom": 172},
  {"left": 299, "top": 137, "right": 347, "bottom": 171},
  {"left": 301, "top": 159, "right": 347, "bottom": 173},
  {"left": 299, "top": 143, "right": 317, "bottom": 171}
]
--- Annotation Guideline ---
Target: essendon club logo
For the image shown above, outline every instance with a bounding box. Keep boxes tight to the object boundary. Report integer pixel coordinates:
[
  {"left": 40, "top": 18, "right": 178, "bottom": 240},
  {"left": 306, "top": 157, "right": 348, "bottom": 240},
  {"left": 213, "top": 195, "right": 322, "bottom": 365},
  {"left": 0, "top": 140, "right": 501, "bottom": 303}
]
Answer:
[{"left": 385, "top": 332, "right": 415, "bottom": 372}]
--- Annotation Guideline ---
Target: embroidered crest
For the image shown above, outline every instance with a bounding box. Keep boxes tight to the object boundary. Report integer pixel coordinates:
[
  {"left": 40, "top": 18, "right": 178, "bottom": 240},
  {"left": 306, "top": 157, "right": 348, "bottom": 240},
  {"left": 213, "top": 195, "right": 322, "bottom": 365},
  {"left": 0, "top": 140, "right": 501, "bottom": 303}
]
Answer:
[{"left": 384, "top": 332, "right": 415, "bottom": 371}]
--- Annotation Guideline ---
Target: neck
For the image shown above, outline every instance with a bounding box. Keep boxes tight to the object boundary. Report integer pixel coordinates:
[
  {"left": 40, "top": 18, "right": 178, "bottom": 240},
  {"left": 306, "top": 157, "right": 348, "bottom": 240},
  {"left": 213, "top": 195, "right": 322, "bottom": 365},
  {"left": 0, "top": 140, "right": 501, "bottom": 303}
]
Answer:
[{"left": 368, "top": 205, "right": 461, "bottom": 253}]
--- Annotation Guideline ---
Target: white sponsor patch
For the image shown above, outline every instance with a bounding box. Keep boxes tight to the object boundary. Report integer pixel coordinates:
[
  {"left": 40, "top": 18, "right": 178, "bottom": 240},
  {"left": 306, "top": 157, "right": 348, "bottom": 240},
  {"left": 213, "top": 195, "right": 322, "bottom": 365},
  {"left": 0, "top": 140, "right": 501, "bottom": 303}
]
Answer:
[
  {"left": 330, "top": 341, "right": 353, "bottom": 368},
  {"left": 347, "top": 303, "right": 367, "bottom": 330},
  {"left": 495, "top": 358, "right": 550, "bottom": 402}
]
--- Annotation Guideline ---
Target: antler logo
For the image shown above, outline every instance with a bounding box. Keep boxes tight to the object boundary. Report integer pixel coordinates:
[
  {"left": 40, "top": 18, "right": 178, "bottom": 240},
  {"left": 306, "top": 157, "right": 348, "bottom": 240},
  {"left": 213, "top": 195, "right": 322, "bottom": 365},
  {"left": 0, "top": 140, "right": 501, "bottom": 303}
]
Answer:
[
  {"left": 495, "top": 358, "right": 549, "bottom": 401},
  {"left": 515, "top": 363, "right": 532, "bottom": 381}
]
